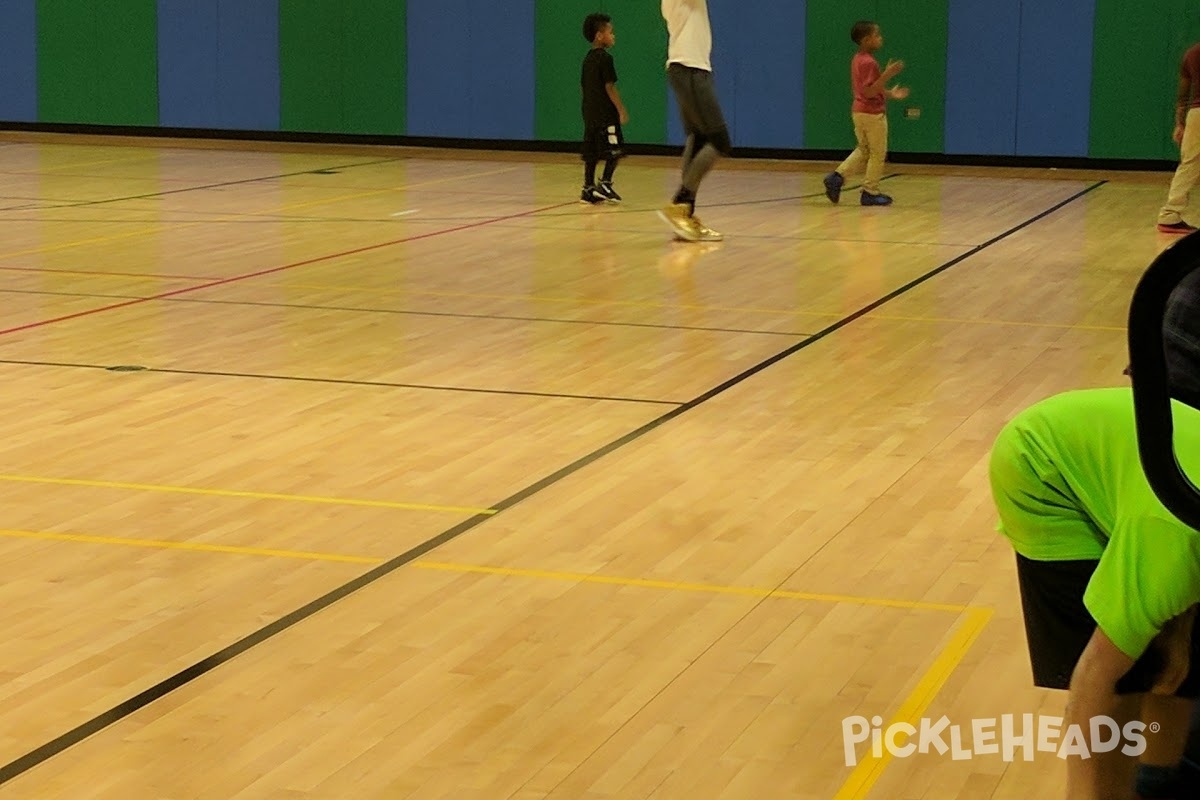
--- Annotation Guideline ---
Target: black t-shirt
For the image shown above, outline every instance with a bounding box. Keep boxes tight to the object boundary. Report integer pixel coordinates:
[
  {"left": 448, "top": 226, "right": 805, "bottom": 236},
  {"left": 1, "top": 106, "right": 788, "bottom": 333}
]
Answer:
[{"left": 581, "top": 48, "right": 619, "bottom": 126}]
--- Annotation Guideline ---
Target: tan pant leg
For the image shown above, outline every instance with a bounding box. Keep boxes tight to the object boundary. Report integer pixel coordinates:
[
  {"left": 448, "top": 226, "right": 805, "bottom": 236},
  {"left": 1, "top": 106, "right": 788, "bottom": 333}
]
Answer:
[
  {"left": 1160, "top": 107, "right": 1200, "bottom": 224},
  {"left": 860, "top": 113, "right": 888, "bottom": 195},
  {"left": 837, "top": 114, "right": 869, "bottom": 177}
]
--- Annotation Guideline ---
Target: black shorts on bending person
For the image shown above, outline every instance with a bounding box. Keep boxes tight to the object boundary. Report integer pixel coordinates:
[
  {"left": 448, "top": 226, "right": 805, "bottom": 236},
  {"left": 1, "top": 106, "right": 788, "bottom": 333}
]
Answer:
[{"left": 1015, "top": 553, "right": 1200, "bottom": 697}]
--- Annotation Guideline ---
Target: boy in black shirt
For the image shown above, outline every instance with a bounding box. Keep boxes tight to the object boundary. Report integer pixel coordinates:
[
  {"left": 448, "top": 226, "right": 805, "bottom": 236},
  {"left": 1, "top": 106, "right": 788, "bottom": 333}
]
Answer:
[{"left": 581, "top": 13, "right": 629, "bottom": 205}]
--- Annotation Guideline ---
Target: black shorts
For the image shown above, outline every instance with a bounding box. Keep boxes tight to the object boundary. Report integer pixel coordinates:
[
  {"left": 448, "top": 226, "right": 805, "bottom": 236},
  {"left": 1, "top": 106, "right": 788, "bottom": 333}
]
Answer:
[
  {"left": 667, "top": 63, "right": 728, "bottom": 137},
  {"left": 582, "top": 122, "right": 624, "bottom": 162},
  {"left": 1015, "top": 553, "right": 1200, "bottom": 697}
]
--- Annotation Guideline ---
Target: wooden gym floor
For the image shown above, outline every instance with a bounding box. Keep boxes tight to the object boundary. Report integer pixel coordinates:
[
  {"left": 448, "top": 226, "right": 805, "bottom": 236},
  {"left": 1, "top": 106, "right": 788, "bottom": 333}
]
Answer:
[{"left": 0, "top": 135, "right": 1180, "bottom": 799}]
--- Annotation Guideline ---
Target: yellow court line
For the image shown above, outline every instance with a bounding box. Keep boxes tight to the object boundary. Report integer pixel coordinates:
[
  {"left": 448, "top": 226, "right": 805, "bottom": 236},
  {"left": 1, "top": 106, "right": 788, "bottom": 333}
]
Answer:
[
  {"left": 0, "top": 525, "right": 989, "bottom": 798},
  {"left": 0, "top": 474, "right": 495, "bottom": 516},
  {"left": 0, "top": 226, "right": 174, "bottom": 260},
  {"left": 0, "top": 265, "right": 212, "bottom": 281},
  {"left": 411, "top": 561, "right": 973, "bottom": 613},
  {"left": 0, "top": 528, "right": 380, "bottom": 564},
  {"left": 31, "top": 153, "right": 154, "bottom": 173},
  {"left": 832, "top": 607, "right": 994, "bottom": 800},
  {"left": 868, "top": 313, "right": 1125, "bottom": 333},
  {"left": 0, "top": 531, "right": 974, "bottom": 615},
  {"left": 240, "top": 167, "right": 518, "bottom": 216}
]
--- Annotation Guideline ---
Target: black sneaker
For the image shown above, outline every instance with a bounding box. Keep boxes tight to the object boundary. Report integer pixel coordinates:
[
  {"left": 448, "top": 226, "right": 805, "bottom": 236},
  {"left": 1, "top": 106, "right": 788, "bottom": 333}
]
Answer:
[
  {"left": 580, "top": 186, "right": 603, "bottom": 205},
  {"left": 1158, "top": 221, "right": 1198, "bottom": 235},
  {"left": 823, "top": 172, "right": 844, "bottom": 204},
  {"left": 596, "top": 182, "right": 622, "bottom": 203}
]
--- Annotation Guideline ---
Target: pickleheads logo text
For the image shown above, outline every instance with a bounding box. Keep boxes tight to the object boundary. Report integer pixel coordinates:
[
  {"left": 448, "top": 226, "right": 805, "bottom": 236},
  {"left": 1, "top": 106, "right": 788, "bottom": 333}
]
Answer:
[{"left": 841, "top": 714, "right": 1157, "bottom": 767}]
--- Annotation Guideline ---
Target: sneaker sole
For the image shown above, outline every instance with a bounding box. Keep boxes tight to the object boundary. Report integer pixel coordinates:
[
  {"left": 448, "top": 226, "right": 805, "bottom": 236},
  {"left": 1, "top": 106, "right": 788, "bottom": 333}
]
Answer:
[
  {"left": 657, "top": 210, "right": 701, "bottom": 242},
  {"left": 1158, "top": 225, "right": 1196, "bottom": 234}
]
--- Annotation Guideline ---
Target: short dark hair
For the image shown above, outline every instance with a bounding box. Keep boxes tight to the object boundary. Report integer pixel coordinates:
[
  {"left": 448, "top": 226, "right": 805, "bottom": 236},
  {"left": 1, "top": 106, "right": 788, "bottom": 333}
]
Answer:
[
  {"left": 584, "top": 13, "right": 611, "bottom": 43},
  {"left": 851, "top": 20, "right": 878, "bottom": 44}
]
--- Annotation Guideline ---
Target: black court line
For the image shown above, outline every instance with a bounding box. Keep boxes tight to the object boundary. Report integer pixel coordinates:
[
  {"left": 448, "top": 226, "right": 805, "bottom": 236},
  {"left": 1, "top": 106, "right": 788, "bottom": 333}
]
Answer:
[
  {"left": 0, "top": 156, "right": 404, "bottom": 212},
  {"left": 162, "top": 297, "right": 814, "bottom": 338},
  {"left": 0, "top": 180, "right": 1105, "bottom": 787},
  {"left": 0, "top": 173, "right": 902, "bottom": 225},
  {"left": 0, "top": 359, "right": 683, "bottom": 407},
  {"left": 0, "top": 283, "right": 818, "bottom": 338},
  {"left": 0, "top": 208, "right": 985, "bottom": 249},
  {"left": 0, "top": 288, "right": 144, "bottom": 301},
  {"left": 351, "top": 173, "right": 907, "bottom": 223},
  {"left": 0, "top": 195, "right": 83, "bottom": 202}
]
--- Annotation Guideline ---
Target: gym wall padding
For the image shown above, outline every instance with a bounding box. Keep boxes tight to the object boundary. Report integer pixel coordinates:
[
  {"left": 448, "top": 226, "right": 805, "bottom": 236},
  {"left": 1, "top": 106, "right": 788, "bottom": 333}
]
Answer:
[
  {"left": 1089, "top": 0, "right": 1200, "bottom": 161},
  {"left": 944, "top": 0, "right": 1019, "bottom": 155},
  {"left": 280, "top": 0, "right": 405, "bottom": 136},
  {"left": 667, "top": 0, "right": 739, "bottom": 146},
  {"left": 36, "top": 0, "right": 159, "bottom": 126},
  {"left": 1015, "top": 0, "right": 1095, "bottom": 157},
  {"left": 408, "top": 0, "right": 531, "bottom": 140},
  {"left": 0, "top": 0, "right": 37, "bottom": 122},
  {"left": 803, "top": 0, "right": 878, "bottom": 151},
  {"left": 872, "top": 0, "right": 949, "bottom": 155},
  {"left": 534, "top": 0, "right": 668, "bottom": 146},
  {"left": 158, "top": 0, "right": 280, "bottom": 131},
  {"left": 0, "top": 1, "right": 1194, "bottom": 162},
  {"left": 665, "top": 0, "right": 806, "bottom": 150},
  {"left": 732, "top": 6, "right": 808, "bottom": 150}
]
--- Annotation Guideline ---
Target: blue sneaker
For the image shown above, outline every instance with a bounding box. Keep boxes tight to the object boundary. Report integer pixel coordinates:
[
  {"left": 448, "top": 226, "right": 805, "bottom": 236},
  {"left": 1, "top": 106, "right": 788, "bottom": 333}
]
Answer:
[
  {"left": 861, "top": 191, "right": 893, "bottom": 206},
  {"left": 823, "top": 172, "right": 844, "bottom": 204}
]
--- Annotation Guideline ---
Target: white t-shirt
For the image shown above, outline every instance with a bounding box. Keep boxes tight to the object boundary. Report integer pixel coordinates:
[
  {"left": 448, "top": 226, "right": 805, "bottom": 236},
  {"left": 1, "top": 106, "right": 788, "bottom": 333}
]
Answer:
[{"left": 662, "top": 0, "right": 712, "bottom": 72}]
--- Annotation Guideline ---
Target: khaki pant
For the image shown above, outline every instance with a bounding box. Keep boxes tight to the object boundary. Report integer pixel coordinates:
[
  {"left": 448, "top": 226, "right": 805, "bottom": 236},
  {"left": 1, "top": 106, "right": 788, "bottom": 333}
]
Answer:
[
  {"left": 1160, "top": 107, "right": 1200, "bottom": 224},
  {"left": 837, "top": 112, "right": 888, "bottom": 195}
]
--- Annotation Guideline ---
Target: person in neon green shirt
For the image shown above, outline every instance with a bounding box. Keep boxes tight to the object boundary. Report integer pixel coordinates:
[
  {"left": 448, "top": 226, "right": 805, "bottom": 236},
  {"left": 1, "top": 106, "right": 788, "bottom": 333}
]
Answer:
[
  {"left": 990, "top": 271, "right": 1200, "bottom": 800},
  {"left": 992, "top": 388, "right": 1200, "bottom": 800}
]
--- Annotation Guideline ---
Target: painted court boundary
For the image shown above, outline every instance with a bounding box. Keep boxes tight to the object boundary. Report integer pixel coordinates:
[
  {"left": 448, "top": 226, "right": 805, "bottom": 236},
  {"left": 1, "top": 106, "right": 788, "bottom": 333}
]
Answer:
[
  {"left": 0, "top": 181, "right": 1106, "bottom": 790},
  {"left": 0, "top": 199, "right": 577, "bottom": 338}
]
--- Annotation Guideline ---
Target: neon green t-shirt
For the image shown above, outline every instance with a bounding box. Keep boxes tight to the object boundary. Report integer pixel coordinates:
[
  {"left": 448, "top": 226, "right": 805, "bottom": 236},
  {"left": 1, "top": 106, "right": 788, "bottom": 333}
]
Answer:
[{"left": 991, "top": 387, "right": 1200, "bottom": 660}]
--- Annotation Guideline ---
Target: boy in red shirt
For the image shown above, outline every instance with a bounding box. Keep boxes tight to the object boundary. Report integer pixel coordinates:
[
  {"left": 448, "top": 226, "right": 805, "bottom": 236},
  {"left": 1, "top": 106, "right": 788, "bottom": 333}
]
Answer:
[{"left": 824, "top": 21, "right": 908, "bottom": 207}]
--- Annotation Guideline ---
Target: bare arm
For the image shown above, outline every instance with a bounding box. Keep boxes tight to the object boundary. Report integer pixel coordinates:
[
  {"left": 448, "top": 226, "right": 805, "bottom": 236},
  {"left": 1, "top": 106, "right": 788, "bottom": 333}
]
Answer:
[
  {"left": 606, "top": 83, "right": 629, "bottom": 125},
  {"left": 1064, "top": 629, "right": 1136, "bottom": 800},
  {"left": 1065, "top": 608, "right": 1196, "bottom": 800}
]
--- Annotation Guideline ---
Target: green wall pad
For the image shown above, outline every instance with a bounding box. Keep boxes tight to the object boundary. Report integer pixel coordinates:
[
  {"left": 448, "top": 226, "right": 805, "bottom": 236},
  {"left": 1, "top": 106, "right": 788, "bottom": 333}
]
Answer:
[
  {"left": 534, "top": 0, "right": 667, "bottom": 145},
  {"left": 805, "top": 0, "right": 947, "bottom": 153},
  {"left": 1090, "top": 0, "right": 1200, "bottom": 160},
  {"left": 280, "top": 0, "right": 406, "bottom": 135},
  {"left": 37, "top": 0, "right": 159, "bottom": 126}
]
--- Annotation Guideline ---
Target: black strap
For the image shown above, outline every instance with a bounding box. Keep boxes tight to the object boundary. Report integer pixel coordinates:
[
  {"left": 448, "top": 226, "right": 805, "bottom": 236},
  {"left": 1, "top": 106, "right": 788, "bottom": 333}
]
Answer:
[{"left": 1129, "top": 230, "right": 1200, "bottom": 529}]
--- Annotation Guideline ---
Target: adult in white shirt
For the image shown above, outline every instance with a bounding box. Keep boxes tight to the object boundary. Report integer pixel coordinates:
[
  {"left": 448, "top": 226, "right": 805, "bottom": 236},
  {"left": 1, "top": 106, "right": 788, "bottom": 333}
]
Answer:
[{"left": 658, "top": 0, "right": 730, "bottom": 243}]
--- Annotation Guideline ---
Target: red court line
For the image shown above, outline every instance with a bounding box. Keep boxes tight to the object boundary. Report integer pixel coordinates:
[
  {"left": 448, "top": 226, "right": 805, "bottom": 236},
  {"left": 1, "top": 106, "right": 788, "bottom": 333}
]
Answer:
[{"left": 0, "top": 201, "right": 575, "bottom": 338}]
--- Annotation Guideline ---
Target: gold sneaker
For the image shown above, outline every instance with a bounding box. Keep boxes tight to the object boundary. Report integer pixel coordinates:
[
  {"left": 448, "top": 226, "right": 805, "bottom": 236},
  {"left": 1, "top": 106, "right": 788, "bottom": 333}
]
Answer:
[
  {"left": 657, "top": 203, "right": 702, "bottom": 242},
  {"left": 691, "top": 215, "right": 723, "bottom": 242}
]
